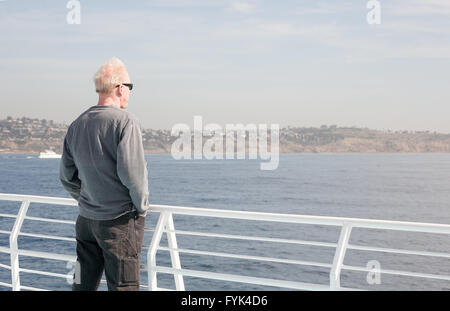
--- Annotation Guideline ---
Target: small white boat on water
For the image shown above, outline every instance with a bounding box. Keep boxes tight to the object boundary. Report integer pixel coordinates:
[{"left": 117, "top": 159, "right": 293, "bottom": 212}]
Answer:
[{"left": 38, "top": 150, "right": 62, "bottom": 159}]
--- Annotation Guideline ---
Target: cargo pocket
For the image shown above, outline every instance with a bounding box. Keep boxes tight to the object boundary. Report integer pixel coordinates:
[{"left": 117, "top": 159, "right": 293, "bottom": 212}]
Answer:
[
  {"left": 134, "top": 216, "right": 146, "bottom": 255},
  {"left": 118, "top": 257, "right": 139, "bottom": 287}
]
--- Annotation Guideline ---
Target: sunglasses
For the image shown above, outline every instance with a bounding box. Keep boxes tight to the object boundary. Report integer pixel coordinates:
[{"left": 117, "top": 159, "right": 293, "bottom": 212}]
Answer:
[{"left": 116, "top": 83, "right": 133, "bottom": 91}]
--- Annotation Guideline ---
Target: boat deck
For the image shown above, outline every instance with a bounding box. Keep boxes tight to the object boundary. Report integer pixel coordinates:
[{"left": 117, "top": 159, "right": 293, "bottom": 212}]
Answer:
[{"left": 0, "top": 193, "right": 450, "bottom": 291}]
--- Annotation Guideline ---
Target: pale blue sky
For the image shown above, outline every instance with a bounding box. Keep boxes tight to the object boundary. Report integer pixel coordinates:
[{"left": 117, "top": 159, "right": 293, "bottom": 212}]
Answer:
[{"left": 1, "top": 0, "right": 450, "bottom": 132}]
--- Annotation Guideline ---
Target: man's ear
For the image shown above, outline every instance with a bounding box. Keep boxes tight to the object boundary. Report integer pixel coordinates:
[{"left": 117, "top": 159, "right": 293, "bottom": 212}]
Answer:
[{"left": 116, "top": 85, "right": 123, "bottom": 97}]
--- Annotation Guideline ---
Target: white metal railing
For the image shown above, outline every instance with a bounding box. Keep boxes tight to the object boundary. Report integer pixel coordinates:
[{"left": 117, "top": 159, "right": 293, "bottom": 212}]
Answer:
[{"left": 1, "top": 193, "right": 450, "bottom": 291}]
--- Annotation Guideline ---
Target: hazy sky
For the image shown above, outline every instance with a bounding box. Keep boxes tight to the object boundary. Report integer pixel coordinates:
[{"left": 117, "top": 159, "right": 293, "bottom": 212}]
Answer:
[{"left": 1, "top": 0, "right": 450, "bottom": 132}]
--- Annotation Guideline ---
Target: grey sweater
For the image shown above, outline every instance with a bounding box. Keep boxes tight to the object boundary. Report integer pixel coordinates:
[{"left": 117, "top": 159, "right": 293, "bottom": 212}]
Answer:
[{"left": 59, "top": 105, "right": 149, "bottom": 220}]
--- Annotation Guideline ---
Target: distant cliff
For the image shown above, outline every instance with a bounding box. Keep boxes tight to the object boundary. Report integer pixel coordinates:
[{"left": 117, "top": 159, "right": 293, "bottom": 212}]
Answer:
[
  {"left": 278, "top": 126, "right": 450, "bottom": 153},
  {"left": 1, "top": 117, "right": 450, "bottom": 154}
]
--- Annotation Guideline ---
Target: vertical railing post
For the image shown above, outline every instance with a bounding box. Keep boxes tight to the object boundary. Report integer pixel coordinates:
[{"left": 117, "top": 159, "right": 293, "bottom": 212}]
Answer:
[
  {"left": 330, "top": 223, "right": 352, "bottom": 290},
  {"left": 166, "top": 213, "right": 185, "bottom": 291},
  {"left": 10, "top": 200, "right": 30, "bottom": 291},
  {"left": 147, "top": 211, "right": 169, "bottom": 291}
]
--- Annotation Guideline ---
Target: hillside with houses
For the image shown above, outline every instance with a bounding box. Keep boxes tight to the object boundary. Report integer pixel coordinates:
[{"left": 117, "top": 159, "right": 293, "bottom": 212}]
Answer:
[{"left": 1, "top": 116, "right": 450, "bottom": 154}]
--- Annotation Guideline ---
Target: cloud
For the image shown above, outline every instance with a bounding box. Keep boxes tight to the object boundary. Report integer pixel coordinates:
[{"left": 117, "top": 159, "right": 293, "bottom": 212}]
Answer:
[
  {"left": 389, "top": 0, "right": 450, "bottom": 15},
  {"left": 214, "top": 18, "right": 340, "bottom": 40},
  {"left": 295, "top": 2, "right": 352, "bottom": 15},
  {"left": 149, "top": 0, "right": 227, "bottom": 8},
  {"left": 378, "top": 21, "right": 450, "bottom": 35},
  {"left": 2, "top": 1, "right": 450, "bottom": 66},
  {"left": 230, "top": 2, "right": 254, "bottom": 13}
]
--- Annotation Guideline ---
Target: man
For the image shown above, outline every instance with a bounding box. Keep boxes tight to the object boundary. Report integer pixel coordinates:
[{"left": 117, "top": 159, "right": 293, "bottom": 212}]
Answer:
[{"left": 60, "top": 57, "right": 149, "bottom": 291}]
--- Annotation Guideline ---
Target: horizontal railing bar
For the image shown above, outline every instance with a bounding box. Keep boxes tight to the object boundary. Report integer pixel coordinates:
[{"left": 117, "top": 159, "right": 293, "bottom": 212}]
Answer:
[
  {"left": 149, "top": 205, "right": 450, "bottom": 234},
  {"left": 0, "top": 246, "right": 10, "bottom": 254},
  {"left": 348, "top": 244, "right": 450, "bottom": 259},
  {"left": 20, "top": 285, "right": 50, "bottom": 291},
  {"left": 342, "top": 265, "right": 450, "bottom": 281},
  {"left": 18, "top": 249, "right": 76, "bottom": 262},
  {"left": 0, "top": 213, "right": 16, "bottom": 219},
  {"left": 162, "top": 229, "right": 338, "bottom": 248},
  {"left": 2, "top": 193, "right": 450, "bottom": 234},
  {"left": 0, "top": 230, "right": 11, "bottom": 235},
  {"left": 158, "top": 246, "right": 333, "bottom": 268},
  {"left": 153, "top": 266, "right": 359, "bottom": 291},
  {"left": 0, "top": 194, "right": 77, "bottom": 206},
  {"left": 19, "top": 232, "right": 76, "bottom": 242},
  {"left": 0, "top": 263, "right": 11, "bottom": 270},
  {"left": 19, "top": 267, "right": 71, "bottom": 280},
  {"left": 24, "top": 216, "right": 75, "bottom": 225},
  {"left": 0, "top": 281, "right": 12, "bottom": 288}
]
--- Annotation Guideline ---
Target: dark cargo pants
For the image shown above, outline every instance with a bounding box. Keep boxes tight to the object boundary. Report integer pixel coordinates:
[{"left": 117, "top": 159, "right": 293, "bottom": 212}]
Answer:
[{"left": 72, "top": 211, "right": 146, "bottom": 291}]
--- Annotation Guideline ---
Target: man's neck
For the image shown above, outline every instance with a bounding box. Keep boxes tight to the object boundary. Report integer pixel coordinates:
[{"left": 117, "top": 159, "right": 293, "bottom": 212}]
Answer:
[{"left": 97, "top": 96, "right": 121, "bottom": 109}]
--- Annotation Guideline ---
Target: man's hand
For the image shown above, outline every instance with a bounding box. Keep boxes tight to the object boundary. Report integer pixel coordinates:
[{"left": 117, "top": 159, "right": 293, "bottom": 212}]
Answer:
[{"left": 138, "top": 210, "right": 147, "bottom": 217}]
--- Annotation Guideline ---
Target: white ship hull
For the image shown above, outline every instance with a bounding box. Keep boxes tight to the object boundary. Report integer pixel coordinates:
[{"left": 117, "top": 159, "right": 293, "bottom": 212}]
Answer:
[
  {"left": 38, "top": 154, "right": 62, "bottom": 159},
  {"left": 38, "top": 150, "right": 61, "bottom": 159}
]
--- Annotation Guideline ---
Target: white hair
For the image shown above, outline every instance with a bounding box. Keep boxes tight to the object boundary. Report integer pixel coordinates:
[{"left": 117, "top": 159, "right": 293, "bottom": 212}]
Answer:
[{"left": 93, "top": 57, "right": 128, "bottom": 94}]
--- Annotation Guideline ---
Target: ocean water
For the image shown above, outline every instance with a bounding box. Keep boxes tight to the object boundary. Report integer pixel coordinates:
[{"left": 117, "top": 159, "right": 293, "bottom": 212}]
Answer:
[{"left": 0, "top": 153, "right": 449, "bottom": 291}]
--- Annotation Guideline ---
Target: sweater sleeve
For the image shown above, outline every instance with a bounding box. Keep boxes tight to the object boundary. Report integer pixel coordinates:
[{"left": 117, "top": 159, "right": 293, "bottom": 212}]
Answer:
[
  {"left": 59, "top": 133, "right": 81, "bottom": 201},
  {"left": 116, "top": 118, "right": 149, "bottom": 214}
]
